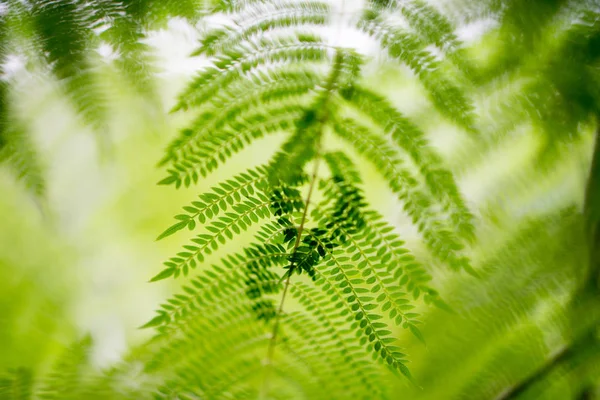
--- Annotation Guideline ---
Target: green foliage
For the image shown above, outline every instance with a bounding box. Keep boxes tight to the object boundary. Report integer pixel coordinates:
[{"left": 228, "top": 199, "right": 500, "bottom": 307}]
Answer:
[
  {"left": 143, "top": 0, "right": 480, "bottom": 396},
  {"left": 0, "top": 0, "right": 599, "bottom": 399},
  {"left": 0, "top": 103, "right": 45, "bottom": 197},
  {"left": 0, "top": 0, "right": 196, "bottom": 193},
  {"left": 0, "top": 368, "right": 33, "bottom": 400},
  {"left": 36, "top": 336, "right": 93, "bottom": 400}
]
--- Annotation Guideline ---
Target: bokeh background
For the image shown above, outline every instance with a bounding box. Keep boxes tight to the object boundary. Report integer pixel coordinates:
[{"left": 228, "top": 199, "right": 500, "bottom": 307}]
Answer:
[{"left": 1, "top": 0, "right": 598, "bottom": 398}]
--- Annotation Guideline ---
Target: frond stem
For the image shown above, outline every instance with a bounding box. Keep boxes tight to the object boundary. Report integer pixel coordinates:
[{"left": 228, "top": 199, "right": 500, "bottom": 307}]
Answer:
[
  {"left": 260, "top": 48, "right": 343, "bottom": 396},
  {"left": 261, "top": 142, "right": 322, "bottom": 398}
]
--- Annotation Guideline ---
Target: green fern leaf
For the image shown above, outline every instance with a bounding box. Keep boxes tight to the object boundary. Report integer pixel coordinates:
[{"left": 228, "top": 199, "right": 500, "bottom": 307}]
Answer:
[{"left": 0, "top": 368, "right": 33, "bottom": 400}]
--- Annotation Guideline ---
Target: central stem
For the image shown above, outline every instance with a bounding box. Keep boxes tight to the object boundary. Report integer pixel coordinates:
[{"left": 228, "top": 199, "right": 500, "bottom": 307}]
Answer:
[
  {"left": 260, "top": 48, "right": 341, "bottom": 398},
  {"left": 261, "top": 145, "right": 322, "bottom": 398}
]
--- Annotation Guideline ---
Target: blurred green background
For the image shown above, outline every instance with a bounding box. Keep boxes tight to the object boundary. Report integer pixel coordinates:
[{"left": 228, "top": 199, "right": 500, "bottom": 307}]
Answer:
[{"left": 0, "top": 1, "right": 599, "bottom": 398}]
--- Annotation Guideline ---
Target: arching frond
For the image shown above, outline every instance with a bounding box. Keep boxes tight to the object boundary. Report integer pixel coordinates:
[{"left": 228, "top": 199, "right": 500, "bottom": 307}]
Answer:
[
  {"left": 8, "top": 0, "right": 598, "bottom": 399},
  {"left": 0, "top": 123, "right": 45, "bottom": 197},
  {"left": 195, "top": 1, "right": 331, "bottom": 56},
  {"left": 37, "top": 336, "right": 93, "bottom": 400},
  {"left": 0, "top": 368, "right": 33, "bottom": 400},
  {"left": 146, "top": 1, "right": 479, "bottom": 396}
]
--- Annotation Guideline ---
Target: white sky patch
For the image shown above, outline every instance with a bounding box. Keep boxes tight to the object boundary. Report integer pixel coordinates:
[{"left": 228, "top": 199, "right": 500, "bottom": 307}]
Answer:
[
  {"left": 97, "top": 42, "right": 119, "bottom": 62},
  {"left": 0, "top": 2, "right": 8, "bottom": 16},
  {"left": 92, "top": 18, "right": 113, "bottom": 36},
  {"left": 332, "top": 27, "right": 380, "bottom": 55},
  {"left": 329, "top": 0, "right": 365, "bottom": 27},
  {"left": 89, "top": 314, "right": 127, "bottom": 367},
  {"left": 139, "top": 0, "right": 498, "bottom": 80},
  {"left": 455, "top": 17, "right": 498, "bottom": 44},
  {"left": 201, "top": 10, "right": 238, "bottom": 30},
  {"left": 143, "top": 17, "right": 212, "bottom": 76},
  {"left": 424, "top": 43, "right": 444, "bottom": 62},
  {"left": 1, "top": 54, "right": 26, "bottom": 80}
]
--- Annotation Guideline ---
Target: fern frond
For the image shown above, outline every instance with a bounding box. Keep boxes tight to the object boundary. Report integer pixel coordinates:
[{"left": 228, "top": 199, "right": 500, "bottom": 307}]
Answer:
[
  {"left": 281, "top": 309, "right": 384, "bottom": 398},
  {"left": 157, "top": 166, "right": 270, "bottom": 239},
  {"left": 160, "top": 69, "right": 320, "bottom": 177},
  {"left": 0, "top": 368, "right": 33, "bottom": 400},
  {"left": 196, "top": 1, "right": 331, "bottom": 56},
  {"left": 31, "top": 1, "right": 109, "bottom": 132},
  {"left": 150, "top": 2, "right": 479, "bottom": 395},
  {"left": 312, "top": 247, "right": 413, "bottom": 379},
  {"left": 174, "top": 34, "right": 329, "bottom": 112},
  {"left": 152, "top": 184, "right": 303, "bottom": 280},
  {"left": 37, "top": 336, "right": 92, "bottom": 400},
  {"left": 146, "top": 245, "right": 288, "bottom": 329},
  {"left": 331, "top": 116, "right": 472, "bottom": 272},
  {"left": 340, "top": 84, "right": 475, "bottom": 242},
  {"left": 357, "top": 9, "right": 475, "bottom": 131},
  {"left": 0, "top": 89, "right": 46, "bottom": 198}
]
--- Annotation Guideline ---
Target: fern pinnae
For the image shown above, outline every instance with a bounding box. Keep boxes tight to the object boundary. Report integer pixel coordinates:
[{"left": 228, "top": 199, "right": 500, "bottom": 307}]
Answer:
[
  {"left": 288, "top": 283, "right": 383, "bottom": 393},
  {"left": 313, "top": 245, "right": 414, "bottom": 380},
  {"left": 281, "top": 311, "right": 379, "bottom": 398},
  {"left": 196, "top": 0, "right": 331, "bottom": 57},
  {"left": 174, "top": 34, "right": 329, "bottom": 112},
  {"left": 357, "top": 7, "right": 476, "bottom": 130},
  {"left": 300, "top": 184, "right": 413, "bottom": 375},
  {"left": 32, "top": 1, "right": 108, "bottom": 131},
  {"left": 149, "top": 201, "right": 302, "bottom": 329},
  {"left": 254, "top": 219, "right": 297, "bottom": 248},
  {"left": 149, "top": 271, "right": 283, "bottom": 351},
  {"left": 340, "top": 84, "right": 474, "bottom": 239},
  {"left": 147, "top": 254, "right": 287, "bottom": 334},
  {"left": 161, "top": 72, "right": 318, "bottom": 172},
  {"left": 323, "top": 150, "right": 363, "bottom": 183},
  {"left": 339, "top": 85, "right": 475, "bottom": 246},
  {"left": 361, "top": 210, "right": 436, "bottom": 301},
  {"left": 157, "top": 166, "right": 270, "bottom": 239},
  {"left": 171, "top": 67, "right": 320, "bottom": 125},
  {"left": 278, "top": 320, "right": 346, "bottom": 398},
  {"left": 393, "top": 0, "right": 477, "bottom": 79},
  {"left": 152, "top": 186, "right": 303, "bottom": 280},
  {"left": 395, "top": 0, "right": 460, "bottom": 52},
  {"left": 153, "top": 305, "right": 272, "bottom": 397},
  {"left": 37, "top": 336, "right": 93, "bottom": 400},
  {"left": 310, "top": 174, "right": 426, "bottom": 342},
  {"left": 147, "top": 290, "right": 283, "bottom": 389},
  {"left": 330, "top": 116, "right": 419, "bottom": 194},
  {"left": 331, "top": 116, "right": 472, "bottom": 272},
  {"left": 316, "top": 211, "right": 424, "bottom": 340},
  {"left": 160, "top": 105, "right": 307, "bottom": 187},
  {"left": 0, "top": 124, "right": 46, "bottom": 198},
  {"left": 0, "top": 368, "right": 33, "bottom": 400}
]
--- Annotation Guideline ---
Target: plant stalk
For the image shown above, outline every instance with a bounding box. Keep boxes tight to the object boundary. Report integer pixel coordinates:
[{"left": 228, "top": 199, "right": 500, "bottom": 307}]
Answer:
[
  {"left": 498, "top": 124, "right": 600, "bottom": 400},
  {"left": 260, "top": 147, "right": 322, "bottom": 399}
]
